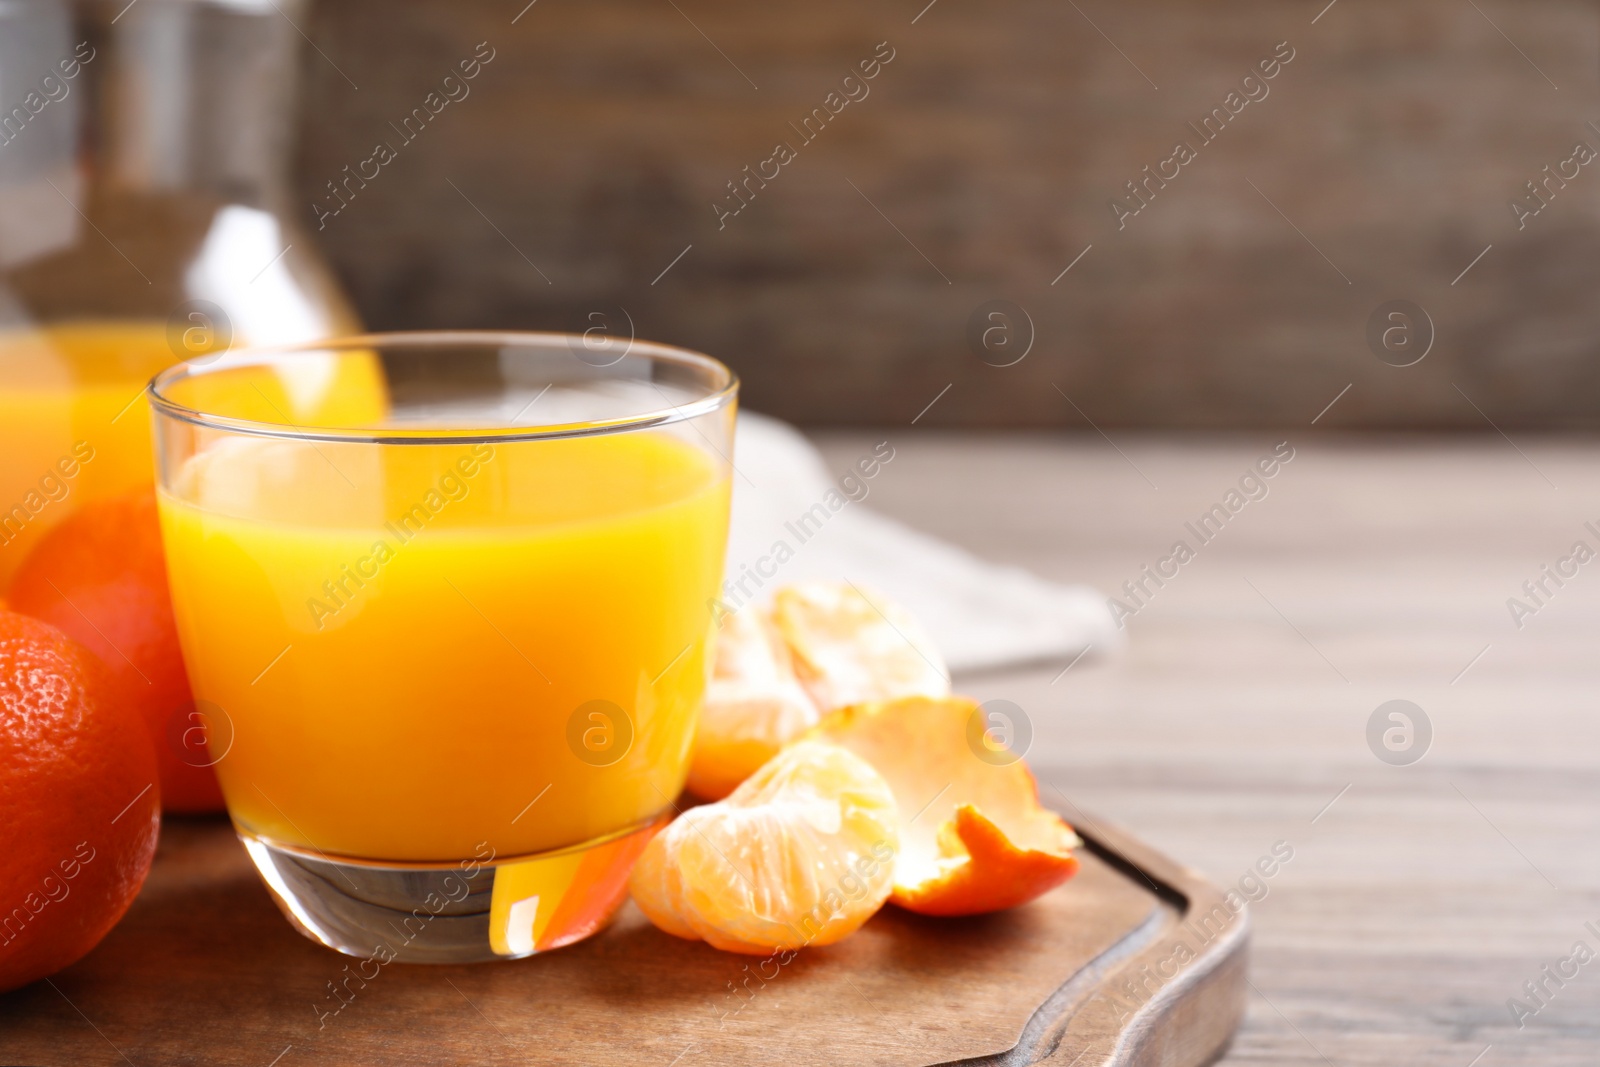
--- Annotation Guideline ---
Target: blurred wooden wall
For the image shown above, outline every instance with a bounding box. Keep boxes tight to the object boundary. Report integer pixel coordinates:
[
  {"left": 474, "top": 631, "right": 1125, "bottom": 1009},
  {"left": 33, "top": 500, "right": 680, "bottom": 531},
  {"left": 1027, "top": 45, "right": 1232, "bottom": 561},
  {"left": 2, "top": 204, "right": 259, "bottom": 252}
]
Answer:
[{"left": 294, "top": 0, "right": 1600, "bottom": 429}]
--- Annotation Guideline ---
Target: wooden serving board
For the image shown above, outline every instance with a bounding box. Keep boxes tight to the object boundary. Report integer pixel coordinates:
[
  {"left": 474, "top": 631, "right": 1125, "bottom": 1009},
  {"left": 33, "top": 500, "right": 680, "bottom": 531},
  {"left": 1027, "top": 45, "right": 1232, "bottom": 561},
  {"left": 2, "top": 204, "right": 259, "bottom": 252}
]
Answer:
[{"left": 0, "top": 812, "right": 1247, "bottom": 1066}]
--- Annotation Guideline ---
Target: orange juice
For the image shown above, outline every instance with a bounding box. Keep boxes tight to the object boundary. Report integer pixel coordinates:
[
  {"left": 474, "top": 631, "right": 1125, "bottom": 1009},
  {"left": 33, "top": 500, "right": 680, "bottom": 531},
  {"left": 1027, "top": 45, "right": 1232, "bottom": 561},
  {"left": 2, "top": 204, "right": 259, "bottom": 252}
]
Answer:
[
  {"left": 157, "top": 430, "right": 730, "bottom": 862},
  {"left": 0, "top": 323, "right": 383, "bottom": 589},
  {"left": 0, "top": 323, "right": 173, "bottom": 587}
]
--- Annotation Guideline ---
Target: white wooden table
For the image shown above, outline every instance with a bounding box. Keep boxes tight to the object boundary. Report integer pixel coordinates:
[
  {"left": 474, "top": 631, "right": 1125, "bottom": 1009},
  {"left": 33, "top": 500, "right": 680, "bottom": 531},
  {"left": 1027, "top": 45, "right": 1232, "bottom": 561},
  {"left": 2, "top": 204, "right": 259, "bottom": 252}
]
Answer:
[{"left": 814, "top": 431, "right": 1600, "bottom": 1066}]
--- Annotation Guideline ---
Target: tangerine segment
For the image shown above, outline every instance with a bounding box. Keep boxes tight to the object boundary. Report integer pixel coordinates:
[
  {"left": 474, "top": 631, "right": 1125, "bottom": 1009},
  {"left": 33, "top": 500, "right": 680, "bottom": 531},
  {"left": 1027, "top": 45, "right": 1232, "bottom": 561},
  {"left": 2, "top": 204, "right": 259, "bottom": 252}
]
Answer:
[
  {"left": 771, "top": 583, "right": 950, "bottom": 712},
  {"left": 629, "top": 741, "right": 898, "bottom": 954},
  {"left": 687, "top": 608, "right": 820, "bottom": 800},
  {"left": 805, "top": 696, "right": 1080, "bottom": 917}
]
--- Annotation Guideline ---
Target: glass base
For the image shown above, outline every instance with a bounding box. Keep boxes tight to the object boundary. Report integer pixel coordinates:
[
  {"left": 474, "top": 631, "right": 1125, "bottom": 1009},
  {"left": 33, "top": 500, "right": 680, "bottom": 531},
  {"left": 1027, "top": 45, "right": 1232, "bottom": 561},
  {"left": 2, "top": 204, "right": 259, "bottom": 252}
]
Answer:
[{"left": 238, "top": 816, "right": 666, "bottom": 963}]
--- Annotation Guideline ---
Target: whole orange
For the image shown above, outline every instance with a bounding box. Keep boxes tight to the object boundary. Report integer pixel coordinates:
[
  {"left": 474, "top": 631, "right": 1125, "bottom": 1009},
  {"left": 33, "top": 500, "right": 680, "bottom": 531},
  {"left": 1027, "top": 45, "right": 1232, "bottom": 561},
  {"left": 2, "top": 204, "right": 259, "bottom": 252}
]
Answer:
[
  {"left": 9, "top": 490, "right": 224, "bottom": 812},
  {"left": 0, "top": 610, "right": 161, "bottom": 992}
]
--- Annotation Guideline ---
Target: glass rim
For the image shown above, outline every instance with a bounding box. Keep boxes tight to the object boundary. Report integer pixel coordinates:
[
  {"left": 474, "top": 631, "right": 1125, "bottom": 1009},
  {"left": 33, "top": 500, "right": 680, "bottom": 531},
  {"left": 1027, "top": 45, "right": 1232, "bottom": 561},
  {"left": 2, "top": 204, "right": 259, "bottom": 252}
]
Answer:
[{"left": 147, "top": 330, "right": 739, "bottom": 445}]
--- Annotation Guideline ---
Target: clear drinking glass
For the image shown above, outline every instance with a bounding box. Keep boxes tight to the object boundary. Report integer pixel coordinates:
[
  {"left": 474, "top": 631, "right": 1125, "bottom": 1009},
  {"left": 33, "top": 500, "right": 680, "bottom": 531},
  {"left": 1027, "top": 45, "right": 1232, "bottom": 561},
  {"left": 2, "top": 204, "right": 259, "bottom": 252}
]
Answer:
[{"left": 149, "top": 332, "right": 737, "bottom": 963}]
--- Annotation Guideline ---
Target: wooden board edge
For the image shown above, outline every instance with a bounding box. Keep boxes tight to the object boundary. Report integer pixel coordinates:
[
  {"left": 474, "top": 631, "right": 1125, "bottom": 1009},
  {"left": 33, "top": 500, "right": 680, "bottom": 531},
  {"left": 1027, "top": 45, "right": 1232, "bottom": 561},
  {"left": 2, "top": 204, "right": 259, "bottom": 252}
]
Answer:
[
  {"left": 1046, "top": 816, "right": 1250, "bottom": 1067},
  {"left": 929, "top": 812, "right": 1249, "bottom": 1067}
]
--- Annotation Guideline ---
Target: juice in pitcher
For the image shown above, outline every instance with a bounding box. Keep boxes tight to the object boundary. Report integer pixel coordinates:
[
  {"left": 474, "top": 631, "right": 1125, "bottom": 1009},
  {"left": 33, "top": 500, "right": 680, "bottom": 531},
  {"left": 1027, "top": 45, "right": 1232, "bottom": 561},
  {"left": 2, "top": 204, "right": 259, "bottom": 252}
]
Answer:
[{"left": 0, "top": 323, "right": 173, "bottom": 586}]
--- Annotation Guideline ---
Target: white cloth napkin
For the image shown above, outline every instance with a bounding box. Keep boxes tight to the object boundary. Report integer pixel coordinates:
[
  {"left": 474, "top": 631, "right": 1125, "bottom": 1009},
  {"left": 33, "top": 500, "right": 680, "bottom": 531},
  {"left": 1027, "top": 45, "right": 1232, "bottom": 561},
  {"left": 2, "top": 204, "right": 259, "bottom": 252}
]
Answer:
[{"left": 723, "top": 412, "right": 1121, "bottom": 674}]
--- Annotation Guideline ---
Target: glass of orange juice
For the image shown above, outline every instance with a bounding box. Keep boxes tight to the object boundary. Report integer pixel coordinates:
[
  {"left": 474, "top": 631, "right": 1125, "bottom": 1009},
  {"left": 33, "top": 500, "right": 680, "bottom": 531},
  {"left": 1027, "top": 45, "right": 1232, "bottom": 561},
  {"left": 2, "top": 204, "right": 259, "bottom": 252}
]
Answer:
[{"left": 149, "top": 332, "right": 735, "bottom": 963}]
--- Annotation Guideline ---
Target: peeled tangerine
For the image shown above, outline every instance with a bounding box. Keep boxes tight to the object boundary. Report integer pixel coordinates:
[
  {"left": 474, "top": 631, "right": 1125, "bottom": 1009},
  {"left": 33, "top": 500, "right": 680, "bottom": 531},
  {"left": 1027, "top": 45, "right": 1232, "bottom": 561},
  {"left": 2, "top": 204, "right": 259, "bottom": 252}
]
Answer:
[
  {"left": 806, "top": 695, "right": 1081, "bottom": 917},
  {"left": 687, "top": 582, "right": 949, "bottom": 800},
  {"left": 630, "top": 741, "right": 899, "bottom": 954},
  {"left": 685, "top": 608, "right": 819, "bottom": 800},
  {"left": 771, "top": 582, "right": 949, "bottom": 711}
]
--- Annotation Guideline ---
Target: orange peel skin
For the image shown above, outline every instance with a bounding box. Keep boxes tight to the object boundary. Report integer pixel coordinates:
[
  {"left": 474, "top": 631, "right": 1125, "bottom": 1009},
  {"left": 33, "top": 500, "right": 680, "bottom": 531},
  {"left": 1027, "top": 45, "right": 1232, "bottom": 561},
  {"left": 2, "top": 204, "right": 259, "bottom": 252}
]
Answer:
[
  {"left": 804, "top": 695, "right": 1081, "bottom": 917},
  {"left": 892, "top": 804, "right": 1081, "bottom": 917}
]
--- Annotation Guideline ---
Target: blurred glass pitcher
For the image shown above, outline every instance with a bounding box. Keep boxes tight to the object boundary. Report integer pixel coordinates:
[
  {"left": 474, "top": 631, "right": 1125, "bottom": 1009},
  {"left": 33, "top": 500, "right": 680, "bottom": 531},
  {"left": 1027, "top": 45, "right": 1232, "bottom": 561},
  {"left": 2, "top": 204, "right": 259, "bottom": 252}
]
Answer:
[{"left": 0, "top": 0, "right": 369, "bottom": 587}]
